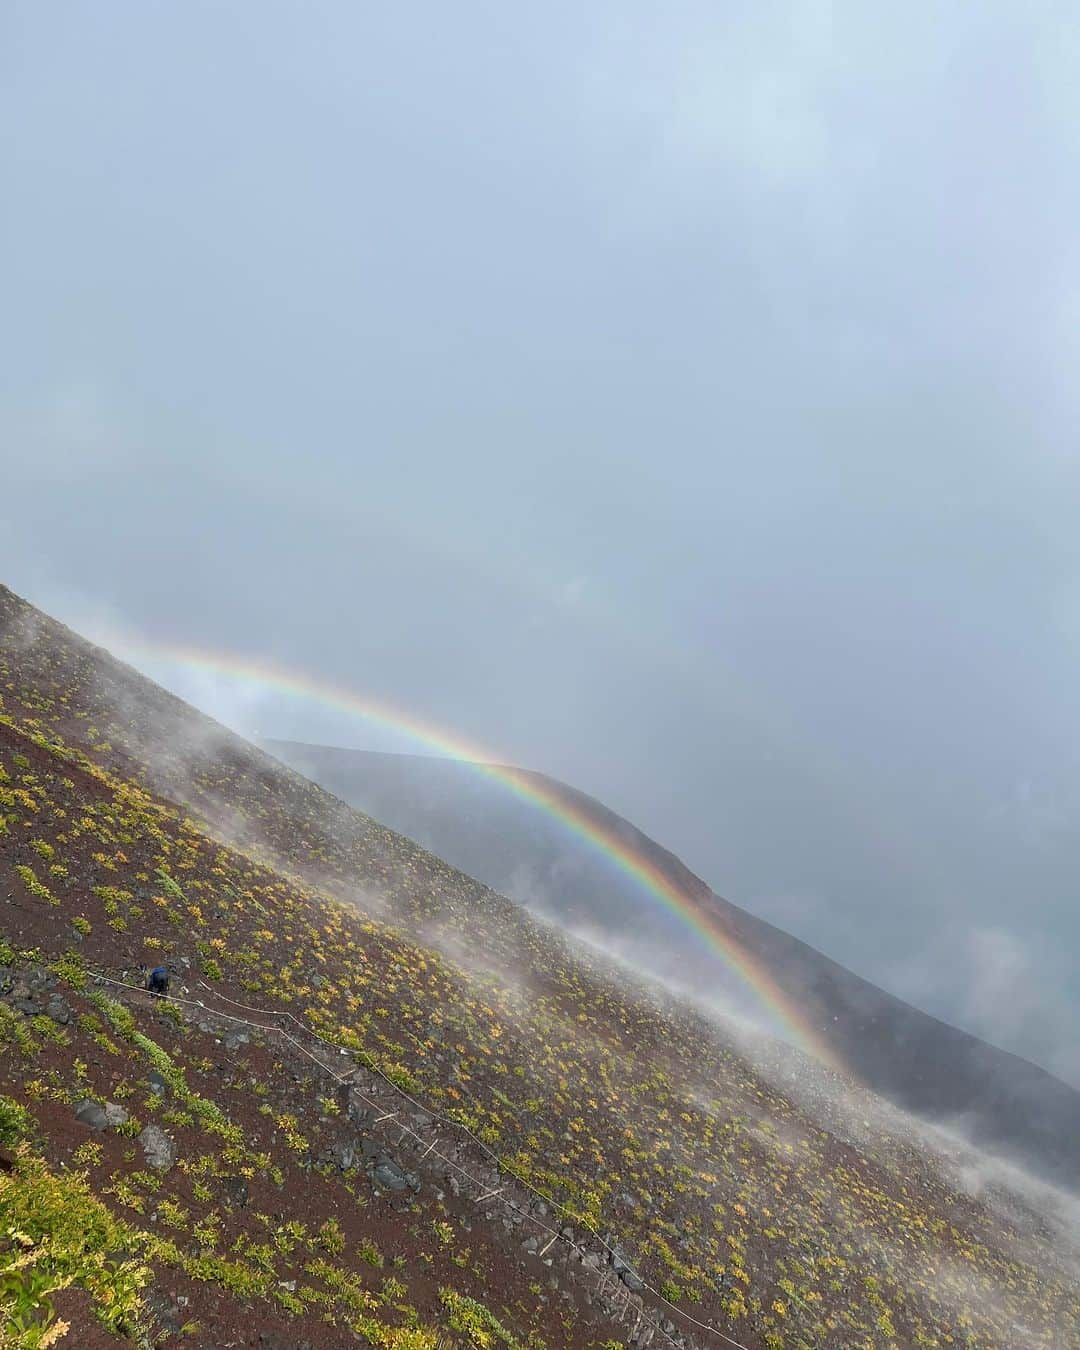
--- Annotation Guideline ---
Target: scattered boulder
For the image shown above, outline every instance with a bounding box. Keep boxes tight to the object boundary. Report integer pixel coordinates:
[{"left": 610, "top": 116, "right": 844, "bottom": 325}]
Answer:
[
  {"left": 346, "top": 1094, "right": 372, "bottom": 1129},
  {"left": 220, "top": 1176, "right": 249, "bottom": 1208},
  {"left": 103, "top": 1103, "right": 130, "bottom": 1128},
  {"left": 331, "top": 1141, "right": 356, "bottom": 1172},
  {"left": 619, "top": 1265, "right": 646, "bottom": 1293},
  {"left": 144, "top": 1292, "right": 184, "bottom": 1337},
  {"left": 369, "top": 1153, "right": 418, "bottom": 1193},
  {"left": 138, "top": 1125, "right": 177, "bottom": 1171},
  {"left": 20, "top": 967, "right": 49, "bottom": 994},
  {"left": 74, "top": 1099, "right": 109, "bottom": 1131},
  {"left": 608, "top": 1239, "right": 647, "bottom": 1293},
  {"left": 45, "top": 995, "right": 71, "bottom": 1025}
]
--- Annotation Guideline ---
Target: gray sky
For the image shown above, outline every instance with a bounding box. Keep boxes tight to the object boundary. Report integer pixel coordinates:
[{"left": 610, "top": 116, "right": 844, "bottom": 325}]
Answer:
[{"left": 3, "top": 3, "right": 1079, "bottom": 1083}]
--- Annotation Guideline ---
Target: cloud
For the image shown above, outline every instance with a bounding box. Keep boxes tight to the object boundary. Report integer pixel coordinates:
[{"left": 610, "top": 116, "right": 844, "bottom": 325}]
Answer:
[
  {"left": 889, "top": 925, "right": 1080, "bottom": 1087},
  {"left": 13, "top": 379, "right": 142, "bottom": 482},
  {"left": 558, "top": 576, "right": 589, "bottom": 609}
]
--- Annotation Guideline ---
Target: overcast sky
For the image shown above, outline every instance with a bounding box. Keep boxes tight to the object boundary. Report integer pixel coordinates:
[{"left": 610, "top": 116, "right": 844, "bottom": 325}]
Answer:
[{"left": 3, "top": 3, "right": 1078, "bottom": 1084}]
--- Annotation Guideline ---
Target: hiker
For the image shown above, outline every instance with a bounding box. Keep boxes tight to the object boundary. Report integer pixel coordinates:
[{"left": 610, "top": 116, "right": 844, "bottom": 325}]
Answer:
[{"left": 147, "top": 965, "right": 170, "bottom": 998}]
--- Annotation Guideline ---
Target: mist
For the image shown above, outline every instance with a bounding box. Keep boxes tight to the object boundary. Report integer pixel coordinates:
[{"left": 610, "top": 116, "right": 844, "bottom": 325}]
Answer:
[{"left": 3, "top": 2, "right": 1079, "bottom": 1086}]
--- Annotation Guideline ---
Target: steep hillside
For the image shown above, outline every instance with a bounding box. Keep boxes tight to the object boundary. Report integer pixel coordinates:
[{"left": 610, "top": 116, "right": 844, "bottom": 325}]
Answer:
[
  {"left": 260, "top": 742, "right": 1080, "bottom": 1194},
  {"left": 1, "top": 583, "right": 1078, "bottom": 1349}
]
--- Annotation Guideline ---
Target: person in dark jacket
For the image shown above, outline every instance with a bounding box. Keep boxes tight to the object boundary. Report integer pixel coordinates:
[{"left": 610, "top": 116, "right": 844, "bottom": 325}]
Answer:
[{"left": 147, "top": 965, "right": 170, "bottom": 997}]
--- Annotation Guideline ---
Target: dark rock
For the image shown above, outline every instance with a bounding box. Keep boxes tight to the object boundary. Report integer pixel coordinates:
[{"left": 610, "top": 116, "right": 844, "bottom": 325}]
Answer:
[
  {"left": 23, "top": 967, "right": 49, "bottom": 993},
  {"left": 608, "top": 1240, "right": 647, "bottom": 1293},
  {"left": 331, "top": 1141, "right": 356, "bottom": 1171},
  {"left": 619, "top": 1265, "right": 646, "bottom": 1293},
  {"left": 145, "top": 1292, "right": 183, "bottom": 1337},
  {"left": 220, "top": 1176, "right": 249, "bottom": 1208},
  {"left": 147, "top": 1072, "right": 169, "bottom": 1096},
  {"left": 12, "top": 998, "right": 37, "bottom": 1017},
  {"left": 138, "top": 1125, "right": 177, "bottom": 1171},
  {"left": 369, "top": 1153, "right": 417, "bottom": 1192},
  {"left": 74, "top": 1099, "right": 109, "bottom": 1131},
  {"left": 346, "top": 1094, "right": 372, "bottom": 1129}
]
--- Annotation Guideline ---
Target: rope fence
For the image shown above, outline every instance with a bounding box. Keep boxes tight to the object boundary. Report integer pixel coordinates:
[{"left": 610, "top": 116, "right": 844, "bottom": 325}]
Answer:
[{"left": 87, "top": 968, "right": 753, "bottom": 1350}]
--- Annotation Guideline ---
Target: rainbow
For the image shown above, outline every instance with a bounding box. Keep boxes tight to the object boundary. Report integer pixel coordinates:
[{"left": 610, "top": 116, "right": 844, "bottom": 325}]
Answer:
[{"left": 111, "top": 636, "right": 846, "bottom": 1075}]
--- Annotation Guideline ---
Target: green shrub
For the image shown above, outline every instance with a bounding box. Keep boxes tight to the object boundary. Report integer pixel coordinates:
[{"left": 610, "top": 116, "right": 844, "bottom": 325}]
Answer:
[
  {"left": 439, "top": 1289, "right": 523, "bottom": 1348},
  {"left": 0, "top": 1150, "right": 150, "bottom": 1342},
  {"left": 0, "top": 1096, "right": 32, "bottom": 1148}
]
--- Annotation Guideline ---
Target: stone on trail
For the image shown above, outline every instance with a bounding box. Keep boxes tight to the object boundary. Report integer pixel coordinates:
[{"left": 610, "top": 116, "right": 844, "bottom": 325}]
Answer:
[
  {"left": 331, "top": 1141, "right": 355, "bottom": 1171},
  {"left": 369, "top": 1152, "right": 419, "bottom": 1192},
  {"left": 608, "top": 1239, "right": 647, "bottom": 1293}
]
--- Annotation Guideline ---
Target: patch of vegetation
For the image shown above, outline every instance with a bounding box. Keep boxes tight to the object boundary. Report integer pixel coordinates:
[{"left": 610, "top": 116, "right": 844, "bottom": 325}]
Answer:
[
  {"left": 439, "top": 1289, "right": 525, "bottom": 1348},
  {"left": 0, "top": 1147, "right": 151, "bottom": 1345}
]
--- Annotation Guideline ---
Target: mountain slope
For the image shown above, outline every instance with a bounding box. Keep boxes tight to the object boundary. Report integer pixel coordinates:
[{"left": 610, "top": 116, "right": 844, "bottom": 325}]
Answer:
[
  {"left": 1, "top": 582, "right": 1078, "bottom": 1349},
  {"left": 261, "top": 741, "right": 1080, "bottom": 1194}
]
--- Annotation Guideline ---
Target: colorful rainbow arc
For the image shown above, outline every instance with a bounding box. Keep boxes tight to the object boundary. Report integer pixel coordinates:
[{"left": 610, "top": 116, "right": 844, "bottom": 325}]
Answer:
[{"left": 114, "top": 638, "right": 846, "bottom": 1075}]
